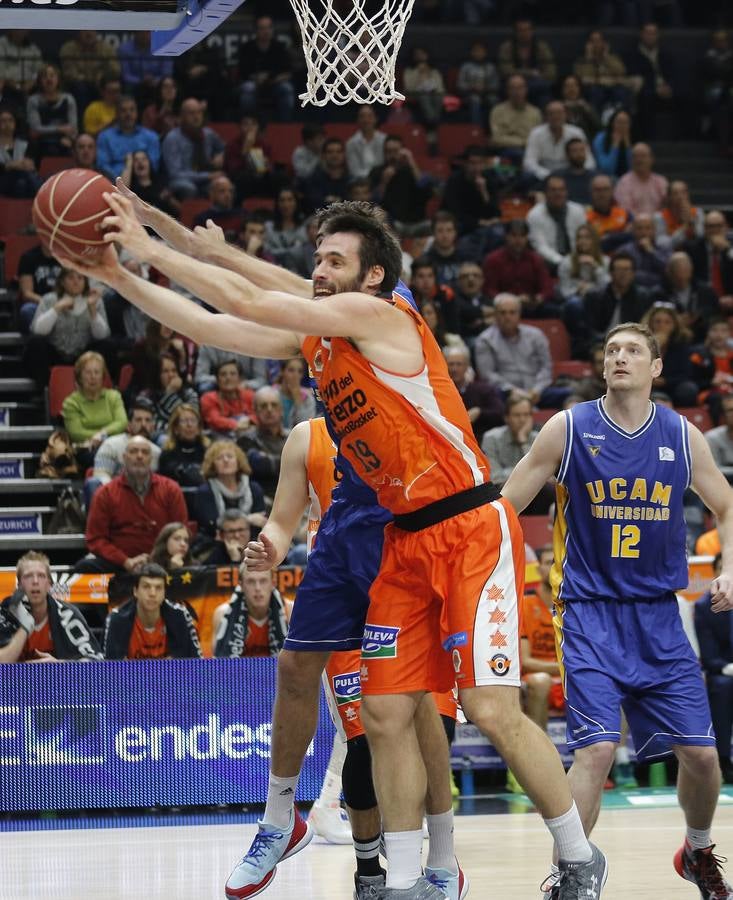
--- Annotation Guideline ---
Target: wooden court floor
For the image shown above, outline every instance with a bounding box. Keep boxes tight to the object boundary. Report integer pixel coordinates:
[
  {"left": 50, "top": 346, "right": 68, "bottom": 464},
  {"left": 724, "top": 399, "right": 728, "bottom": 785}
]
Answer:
[{"left": 3, "top": 804, "right": 733, "bottom": 899}]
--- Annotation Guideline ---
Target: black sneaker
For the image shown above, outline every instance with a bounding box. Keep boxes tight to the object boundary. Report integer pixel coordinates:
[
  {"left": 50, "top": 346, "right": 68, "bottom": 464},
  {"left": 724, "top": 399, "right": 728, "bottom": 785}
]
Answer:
[{"left": 674, "top": 841, "right": 733, "bottom": 899}]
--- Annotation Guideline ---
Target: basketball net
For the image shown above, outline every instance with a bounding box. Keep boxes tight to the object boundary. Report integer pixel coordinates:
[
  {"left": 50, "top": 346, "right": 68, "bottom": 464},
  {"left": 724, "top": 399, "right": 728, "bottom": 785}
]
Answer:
[{"left": 288, "top": 0, "right": 417, "bottom": 106}]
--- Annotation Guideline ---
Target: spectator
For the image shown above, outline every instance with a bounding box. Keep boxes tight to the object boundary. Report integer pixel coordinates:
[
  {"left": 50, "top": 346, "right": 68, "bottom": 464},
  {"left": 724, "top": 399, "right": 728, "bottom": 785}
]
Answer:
[
  {"left": 141, "top": 75, "right": 180, "bottom": 137},
  {"left": 410, "top": 257, "right": 460, "bottom": 334},
  {"left": 140, "top": 351, "right": 199, "bottom": 444},
  {"left": 454, "top": 261, "right": 493, "bottom": 339},
  {"left": 586, "top": 173, "right": 632, "bottom": 253},
  {"left": 194, "top": 439, "right": 266, "bottom": 539},
  {"left": 291, "top": 123, "right": 325, "bottom": 180},
  {"left": 573, "top": 29, "right": 632, "bottom": 115},
  {"left": 420, "top": 299, "right": 452, "bottom": 349},
  {"left": 157, "top": 403, "right": 208, "bottom": 487},
  {"left": 198, "top": 510, "right": 251, "bottom": 566},
  {"left": 103, "top": 256, "right": 152, "bottom": 346},
  {"left": 656, "top": 251, "right": 719, "bottom": 342},
  {"left": 691, "top": 318, "right": 733, "bottom": 424},
  {"left": 194, "top": 343, "right": 266, "bottom": 395},
  {"left": 173, "top": 39, "right": 231, "bottom": 120},
  {"left": 558, "top": 223, "right": 610, "bottom": 311},
  {"left": 489, "top": 74, "right": 542, "bottom": 163},
  {"left": 81, "top": 75, "right": 122, "bottom": 137},
  {"left": 443, "top": 344, "right": 504, "bottom": 441},
  {"left": 559, "top": 74, "right": 601, "bottom": 141},
  {"left": 59, "top": 30, "right": 120, "bottom": 116},
  {"left": 62, "top": 350, "right": 127, "bottom": 470},
  {"left": 96, "top": 95, "right": 159, "bottom": 180},
  {"left": 277, "top": 357, "right": 316, "bottom": 428},
  {"left": 129, "top": 319, "right": 190, "bottom": 395},
  {"left": 345, "top": 105, "right": 386, "bottom": 180},
  {"left": 192, "top": 174, "right": 243, "bottom": 234},
  {"left": 0, "top": 107, "right": 41, "bottom": 198},
  {"left": 369, "top": 134, "right": 432, "bottom": 236},
  {"left": 581, "top": 251, "right": 651, "bottom": 349},
  {"left": 614, "top": 141, "right": 668, "bottom": 217},
  {"left": 0, "top": 551, "right": 102, "bottom": 663},
  {"left": 118, "top": 30, "right": 173, "bottom": 107},
  {"left": 149, "top": 521, "right": 193, "bottom": 572},
  {"left": 223, "top": 113, "right": 277, "bottom": 203},
  {"left": 440, "top": 145, "right": 502, "bottom": 237},
  {"left": 624, "top": 22, "right": 682, "bottom": 139},
  {"left": 694, "top": 554, "right": 733, "bottom": 783},
  {"left": 641, "top": 302, "right": 698, "bottom": 406},
  {"left": 654, "top": 180, "right": 705, "bottom": 249},
  {"left": 425, "top": 211, "right": 468, "bottom": 287},
  {"left": 0, "top": 30, "right": 43, "bottom": 102},
  {"left": 575, "top": 343, "right": 607, "bottom": 401},
  {"left": 238, "top": 14, "right": 294, "bottom": 121},
  {"left": 402, "top": 46, "right": 445, "bottom": 143},
  {"left": 26, "top": 268, "right": 112, "bottom": 387},
  {"left": 497, "top": 19, "right": 557, "bottom": 109},
  {"left": 523, "top": 100, "right": 596, "bottom": 184},
  {"left": 263, "top": 187, "right": 307, "bottom": 271},
  {"left": 482, "top": 219, "right": 555, "bottom": 316},
  {"left": 621, "top": 213, "right": 671, "bottom": 291},
  {"left": 201, "top": 359, "right": 255, "bottom": 438},
  {"left": 700, "top": 29, "right": 733, "bottom": 147},
  {"left": 474, "top": 293, "right": 553, "bottom": 405},
  {"left": 161, "top": 97, "right": 225, "bottom": 200},
  {"left": 291, "top": 215, "right": 319, "bottom": 279},
  {"left": 26, "top": 63, "right": 77, "bottom": 159},
  {"left": 234, "top": 213, "right": 275, "bottom": 262},
  {"left": 299, "top": 137, "right": 350, "bottom": 213},
  {"left": 77, "top": 435, "right": 187, "bottom": 574},
  {"left": 103, "top": 562, "right": 201, "bottom": 659},
  {"left": 705, "top": 394, "right": 733, "bottom": 476},
  {"left": 683, "top": 210, "right": 733, "bottom": 308},
  {"left": 552, "top": 137, "right": 597, "bottom": 205},
  {"left": 16, "top": 242, "right": 62, "bottom": 334},
  {"left": 456, "top": 39, "right": 499, "bottom": 126},
  {"left": 591, "top": 108, "right": 633, "bottom": 179},
  {"left": 527, "top": 174, "right": 587, "bottom": 271},
  {"left": 119, "top": 148, "right": 178, "bottom": 219},
  {"left": 72, "top": 132, "right": 98, "bottom": 171},
  {"left": 237, "top": 386, "right": 289, "bottom": 500},
  {"left": 212, "top": 564, "right": 288, "bottom": 658}
]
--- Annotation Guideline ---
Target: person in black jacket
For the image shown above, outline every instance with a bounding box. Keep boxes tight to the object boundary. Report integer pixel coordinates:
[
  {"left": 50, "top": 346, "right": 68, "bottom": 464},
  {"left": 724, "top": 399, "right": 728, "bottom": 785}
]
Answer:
[
  {"left": 237, "top": 15, "right": 295, "bottom": 121},
  {"left": 157, "top": 403, "right": 208, "bottom": 487},
  {"left": 439, "top": 145, "right": 502, "bottom": 238},
  {"left": 103, "top": 562, "right": 201, "bottom": 659}
]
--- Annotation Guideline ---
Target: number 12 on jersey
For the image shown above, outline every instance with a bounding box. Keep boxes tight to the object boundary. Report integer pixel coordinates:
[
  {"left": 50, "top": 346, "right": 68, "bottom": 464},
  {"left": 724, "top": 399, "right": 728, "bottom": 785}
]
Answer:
[{"left": 610, "top": 524, "right": 640, "bottom": 558}]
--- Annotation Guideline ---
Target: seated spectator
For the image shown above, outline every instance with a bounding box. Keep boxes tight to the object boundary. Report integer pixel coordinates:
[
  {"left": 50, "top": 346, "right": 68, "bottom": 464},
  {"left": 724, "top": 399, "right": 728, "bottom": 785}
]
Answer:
[
  {"left": 489, "top": 74, "right": 541, "bottom": 164},
  {"left": 558, "top": 223, "right": 610, "bottom": 312},
  {"left": 497, "top": 19, "right": 556, "bottom": 109},
  {"left": 237, "top": 14, "right": 295, "bottom": 122},
  {"left": 614, "top": 142, "right": 668, "bottom": 217},
  {"left": 346, "top": 105, "right": 386, "bottom": 180},
  {"left": 527, "top": 174, "right": 587, "bottom": 271},
  {"left": 551, "top": 137, "right": 597, "bottom": 205},
  {"left": 444, "top": 344, "right": 504, "bottom": 441},
  {"left": 263, "top": 187, "right": 307, "bottom": 271},
  {"left": 118, "top": 30, "right": 173, "bottom": 109},
  {"left": 424, "top": 211, "right": 468, "bottom": 287},
  {"left": 655, "top": 251, "right": 719, "bottom": 342},
  {"left": 482, "top": 219, "right": 555, "bottom": 317},
  {"left": 192, "top": 174, "right": 243, "bottom": 235},
  {"left": 523, "top": 101, "right": 596, "bottom": 185},
  {"left": 77, "top": 436, "right": 187, "bottom": 574},
  {"left": 580, "top": 251, "right": 651, "bottom": 353},
  {"left": 26, "top": 268, "right": 112, "bottom": 387},
  {"left": 410, "top": 257, "right": 460, "bottom": 334},
  {"left": 474, "top": 293, "right": 553, "bottom": 406},
  {"left": 456, "top": 39, "right": 499, "bottom": 126},
  {"left": 624, "top": 23, "right": 683, "bottom": 140},
  {"left": 71, "top": 131, "right": 98, "bottom": 171},
  {"left": 694, "top": 554, "right": 733, "bottom": 783},
  {"left": 201, "top": 359, "right": 255, "bottom": 438},
  {"left": 158, "top": 403, "right": 207, "bottom": 487},
  {"left": 690, "top": 318, "right": 733, "bottom": 423},
  {"left": 140, "top": 351, "right": 199, "bottom": 444},
  {"left": 103, "top": 562, "right": 201, "bottom": 659},
  {"left": 277, "top": 358, "right": 316, "bottom": 429},
  {"left": 642, "top": 302, "right": 697, "bottom": 406},
  {"left": 591, "top": 108, "right": 633, "bottom": 179},
  {"left": 420, "top": 299, "right": 454, "bottom": 349},
  {"left": 16, "top": 241, "right": 62, "bottom": 334},
  {"left": 161, "top": 97, "right": 225, "bottom": 200},
  {"left": 454, "top": 261, "right": 493, "bottom": 340},
  {"left": 291, "top": 123, "right": 325, "bottom": 180},
  {"left": 149, "top": 521, "right": 193, "bottom": 572},
  {"left": 700, "top": 29, "right": 733, "bottom": 148},
  {"left": 654, "top": 180, "right": 704, "bottom": 249},
  {"left": 440, "top": 145, "right": 502, "bottom": 239},
  {"left": 197, "top": 510, "right": 251, "bottom": 566},
  {"left": 298, "top": 137, "right": 350, "bottom": 214},
  {"left": 194, "top": 439, "right": 266, "bottom": 539},
  {"left": 0, "top": 551, "right": 102, "bottom": 663},
  {"left": 119, "top": 148, "right": 178, "bottom": 218},
  {"left": 62, "top": 351, "right": 127, "bottom": 470},
  {"left": 559, "top": 74, "right": 601, "bottom": 141},
  {"left": 0, "top": 30, "right": 43, "bottom": 105},
  {"left": 234, "top": 212, "right": 275, "bottom": 263},
  {"left": 291, "top": 215, "right": 319, "bottom": 280},
  {"left": 173, "top": 38, "right": 232, "bottom": 120},
  {"left": 212, "top": 563, "right": 288, "bottom": 658},
  {"left": 402, "top": 46, "right": 445, "bottom": 143},
  {"left": 141, "top": 75, "right": 180, "bottom": 137},
  {"left": 103, "top": 256, "right": 152, "bottom": 346},
  {"left": 586, "top": 173, "right": 632, "bottom": 252},
  {"left": 0, "top": 107, "right": 41, "bottom": 198},
  {"left": 573, "top": 30, "right": 632, "bottom": 116},
  {"left": 194, "top": 343, "right": 266, "bottom": 395},
  {"left": 237, "top": 386, "right": 290, "bottom": 500},
  {"left": 129, "top": 319, "right": 190, "bottom": 395},
  {"left": 574, "top": 343, "right": 607, "bottom": 401},
  {"left": 26, "top": 63, "right": 77, "bottom": 160},
  {"left": 82, "top": 75, "right": 122, "bottom": 137},
  {"left": 621, "top": 213, "right": 671, "bottom": 291},
  {"left": 705, "top": 394, "right": 733, "bottom": 476},
  {"left": 60, "top": 29, "right": 120, "bottom": 117},
  {"left": 684, "top": 210, "right": 733, "bottom": 310},
  {"left": 369, "top": 135, "right": 432, "bottom": 236},
  {"left": 96, "top": 94, "right": 160, "bottom": 180},
  {"left": 224, "top": 114, "right": 277, "bottom": 203}
]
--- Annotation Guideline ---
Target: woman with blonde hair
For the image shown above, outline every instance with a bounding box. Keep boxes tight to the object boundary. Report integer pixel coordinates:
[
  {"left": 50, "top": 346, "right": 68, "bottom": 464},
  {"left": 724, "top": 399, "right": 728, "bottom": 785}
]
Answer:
[
  {"left": 558, "top": 223, "right": 609, "bottom": 303},
  {"left": 641, "top": 302, "right": 697, "bottom": 407},
  {"left": 158, "top": 404, "right": 209, "bottom": 486},
  {"left": 277, "top": 357, "right": 316, "bottom": 428},
  {"left": 193, "top": 440, "right": 266, "bottom": 538},
  {"left": 150, "top": 521, "right": 193, "bottom": 571}
]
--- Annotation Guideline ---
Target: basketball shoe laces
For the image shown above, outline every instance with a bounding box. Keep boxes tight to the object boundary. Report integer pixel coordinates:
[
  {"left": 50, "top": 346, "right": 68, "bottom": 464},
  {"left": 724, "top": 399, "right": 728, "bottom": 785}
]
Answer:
[
  {"left": 239, "top": 828, "right": 285, "bottom": 867},
  {"left": 553, "top": 866, "right": 600, "bottom": 899},
  {"left": 690, "top": 846, "right": 733, "bottom": 899},
  {"left": 426, "top": 873, "right": 449, "bottom": 891}
]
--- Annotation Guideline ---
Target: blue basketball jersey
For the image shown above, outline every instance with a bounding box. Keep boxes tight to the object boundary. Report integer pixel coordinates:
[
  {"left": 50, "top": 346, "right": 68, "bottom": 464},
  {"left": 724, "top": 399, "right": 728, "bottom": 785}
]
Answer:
[{"left": 553, "top": 399, "right": 691, "bottom": 601}]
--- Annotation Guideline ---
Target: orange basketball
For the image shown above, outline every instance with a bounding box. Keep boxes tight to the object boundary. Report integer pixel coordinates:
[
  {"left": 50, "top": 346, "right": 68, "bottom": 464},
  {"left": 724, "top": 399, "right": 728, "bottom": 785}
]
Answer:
[{"left": 32, "top": 168, "right": 114, "bottom": 261}]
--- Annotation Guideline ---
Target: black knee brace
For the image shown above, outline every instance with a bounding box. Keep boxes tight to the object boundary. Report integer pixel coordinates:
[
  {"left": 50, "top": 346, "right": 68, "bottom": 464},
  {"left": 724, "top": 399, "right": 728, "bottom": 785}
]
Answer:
[
  {"left": 343, "top": 734, "right": 378, "bottom": 810},
  {"left": 441, "top": 714, "right": 456, "bottom": 744}
]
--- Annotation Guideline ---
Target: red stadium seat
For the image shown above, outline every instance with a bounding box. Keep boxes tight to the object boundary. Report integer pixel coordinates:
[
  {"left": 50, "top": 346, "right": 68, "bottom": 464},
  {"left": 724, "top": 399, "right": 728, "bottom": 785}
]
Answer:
[
  {"left": 533, "top": 408, "right": 557, "bottom": 426},
  {"left": 520, "top": 515, "right": 552, "bottom": 550},
  {"left": 208, "top": 121, "right": 240, "bottom": 144},
  {"left": 418, "top": 156, "right": 451, "bottom": 180},
  {"left": 2, "top": 234, "right": 39, "bottom": 285},
  {"left": 323, "top": 122, "right": 354, "bottom": 142},
  {"left": 384, "top": 122, "right": 428, "bottom": 157},
  {"left": 437, "top": 124, "right": 487, "bottom": 159},
  {"left": 180, "top": 198, "right": 210, "bottom": 229},
  {"left": 49, "top": 365, "right": 113, "bottom": 420},
  {"left": 677, "top": 407, "right": 713, "bottom": 433},
  {"left": 118, "top": 363, "right": 134, "bottom": 394},
  {"left": 0, "top": 198, "right": 33, "bottom": 238},
  {"left": 553, "top": 360, "right": 591, "bottom": 379},
  {"left": 242, "top": 196, "right": 275, "bottom": 212},
  {"left": 39, "top": 156, "right": 72, "bottom": 180},
  {"left": 264, "top": 123, "right": 303, "bottom": 169},
  {"left": 529, "top": 318, "right": 571, "bottom": 362}
]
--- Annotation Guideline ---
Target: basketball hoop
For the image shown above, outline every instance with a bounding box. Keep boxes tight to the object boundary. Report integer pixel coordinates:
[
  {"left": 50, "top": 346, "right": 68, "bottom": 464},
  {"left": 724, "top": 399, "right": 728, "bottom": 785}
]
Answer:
[{"left": 288, "top": 0, "right": 416, "bottom": 106}]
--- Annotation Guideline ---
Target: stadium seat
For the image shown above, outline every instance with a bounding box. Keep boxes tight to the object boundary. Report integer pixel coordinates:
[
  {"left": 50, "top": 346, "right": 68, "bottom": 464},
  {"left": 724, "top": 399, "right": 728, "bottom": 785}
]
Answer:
[
  {"left": 180, "top": 198, "right": 211, "bottom": 229},
  {"left": 0, "top": 198, "right": 33, "bottom": 238},
  {"left": 437, "top": 124, "right": 487, "bottom": 159},
  {"left": 385, "top": 122, "right": 428, "bottom": 157},
  {"left": 519, "top": 515, "right": 552, "bottom": 550},
  {"left": 118, "top": 363, "right": 133, "bottom": 394},
  {"left": 242, "top": 196, "right": 275, "bottom": 212},
  {"left": 2, "top": 234, "right": 39, "bottom": 286},
  {"left": 530, "top": 318, "right": 571, "bottom": 362},
  {"left": 48, "top": 365, "right": 113, "bottom": 420},
  {"left": 208, "top": 121, "right": 239, "bottom": 144},
  {"left": 418, "top": 156, "right": 451, "bottom": 180},
  {"left": 533, "top": 408, "right": 556, "bottom": 426},
  {"left": 38, "top": 156, "right": 72, "bottom": 180},
  {"left": 553, "top": 360, "right": 591, "bottom": 379},
  {"left": 677, "top": 407, "right": 713, "bottom": 433},
  {"left": 264, "top": 123, "right": 303, "bottom": 170},
  {"left": 323, "top": 122, "right": 354, "bottom": 142}
]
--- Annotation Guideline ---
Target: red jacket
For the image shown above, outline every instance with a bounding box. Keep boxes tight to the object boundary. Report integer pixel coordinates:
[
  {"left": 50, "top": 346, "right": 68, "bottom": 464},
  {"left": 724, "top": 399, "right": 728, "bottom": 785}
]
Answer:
[
  {"left": 482, "top": 246, "right": 554, "bottom": 301},
  {"left": 86, "top": 473, "right": 188, "bottom": 567},
  {"left": 200, "top": 388, "right": 255, "bottom": 434}
]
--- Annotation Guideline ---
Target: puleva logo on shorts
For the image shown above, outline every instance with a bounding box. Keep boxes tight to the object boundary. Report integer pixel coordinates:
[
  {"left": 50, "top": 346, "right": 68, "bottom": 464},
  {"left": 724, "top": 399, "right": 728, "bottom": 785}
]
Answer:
[
  {"left": 333, "top": 671, "right": 362, "bottom": 705},
  {"left": 362, "top": 624, "right": 399, "bottom": 659}
]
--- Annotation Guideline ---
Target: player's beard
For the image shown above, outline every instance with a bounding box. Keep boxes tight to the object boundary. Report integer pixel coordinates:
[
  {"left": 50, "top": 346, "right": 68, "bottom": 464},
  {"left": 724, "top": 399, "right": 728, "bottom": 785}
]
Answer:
[{"left": 314, "top": 273, "right": 366, "bottom": 298}]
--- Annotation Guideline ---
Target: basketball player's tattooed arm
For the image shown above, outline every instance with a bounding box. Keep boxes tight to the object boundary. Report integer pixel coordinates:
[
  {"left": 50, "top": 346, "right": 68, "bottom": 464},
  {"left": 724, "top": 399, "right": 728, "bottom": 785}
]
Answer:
[
  {"left": 688, "top": 424, "right": 733, "bottom": 612},
  {"left": 501, "top": 412, "right": 566, "bottom": 514}
]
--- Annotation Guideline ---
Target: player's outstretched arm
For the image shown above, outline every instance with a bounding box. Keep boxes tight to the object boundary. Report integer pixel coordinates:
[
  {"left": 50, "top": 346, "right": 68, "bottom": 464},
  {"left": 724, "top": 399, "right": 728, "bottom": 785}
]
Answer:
[
  {"left": 243, "top": 422, "right": 311, "bottom": 570},
  {"left": 689, "top": 424, "right": 733, "bottom": 612},
  {"left": 501, "top": 412, "right": 566, "bottom": 513}
]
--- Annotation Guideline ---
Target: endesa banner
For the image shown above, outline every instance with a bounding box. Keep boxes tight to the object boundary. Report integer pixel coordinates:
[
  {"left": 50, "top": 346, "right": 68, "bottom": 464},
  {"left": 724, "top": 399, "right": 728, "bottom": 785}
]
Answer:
[{"left": 0, "top": 658, "right": 335, "bottom": 813}]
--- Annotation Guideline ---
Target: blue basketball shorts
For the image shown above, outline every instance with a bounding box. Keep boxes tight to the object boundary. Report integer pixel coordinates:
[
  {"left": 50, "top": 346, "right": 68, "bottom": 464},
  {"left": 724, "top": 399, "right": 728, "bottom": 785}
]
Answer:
[
  {"left": 557, "top": 594, "right": 715, "bottom": 760},
  {"left": 284, "top": 498, "right": 391, "bottom": 653}
]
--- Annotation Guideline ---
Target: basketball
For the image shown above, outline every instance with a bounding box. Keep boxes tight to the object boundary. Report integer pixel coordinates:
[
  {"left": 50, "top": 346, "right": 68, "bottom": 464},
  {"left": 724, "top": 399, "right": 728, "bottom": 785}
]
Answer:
[{"left": 32, "top": 168, "right": 114, "bottom": 261}]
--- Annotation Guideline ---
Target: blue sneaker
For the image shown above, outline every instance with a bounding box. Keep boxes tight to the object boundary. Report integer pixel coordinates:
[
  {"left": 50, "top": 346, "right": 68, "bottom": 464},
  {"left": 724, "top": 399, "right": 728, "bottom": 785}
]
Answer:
[
  {"left": 425, "top": 861, "right": 469, "bottom": 899},
  {"left": 225, "top": 808, "right": 313, "bottom": 899}
]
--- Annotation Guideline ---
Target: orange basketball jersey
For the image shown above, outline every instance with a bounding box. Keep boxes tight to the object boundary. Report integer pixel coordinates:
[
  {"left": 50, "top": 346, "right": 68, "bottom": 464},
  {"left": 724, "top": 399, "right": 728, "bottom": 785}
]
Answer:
[
  {"left": 302, "top": 293, "right": 490, "bottom": 516},
  {"left": 305, "top": 416, "right": 338, "bottom": 554}
]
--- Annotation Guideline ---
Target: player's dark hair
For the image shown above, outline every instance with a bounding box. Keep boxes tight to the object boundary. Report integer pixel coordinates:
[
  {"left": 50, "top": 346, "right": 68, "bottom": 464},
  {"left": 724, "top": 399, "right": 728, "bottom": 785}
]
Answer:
[
  {"left": 604, "top": 322, "right": 660, "bottom": 360},
  {"left": 315, "top": 200, "right": 402, "bottom": 293},
  {"left": 133, "top": 562, "right": 168, "bottom": 588}
]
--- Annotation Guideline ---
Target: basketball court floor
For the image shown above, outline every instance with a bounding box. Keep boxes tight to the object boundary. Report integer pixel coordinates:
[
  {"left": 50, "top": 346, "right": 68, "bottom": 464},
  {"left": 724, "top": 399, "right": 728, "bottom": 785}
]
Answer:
[{"left": 4, "top": 789, "right": 733, "bottom": 899}]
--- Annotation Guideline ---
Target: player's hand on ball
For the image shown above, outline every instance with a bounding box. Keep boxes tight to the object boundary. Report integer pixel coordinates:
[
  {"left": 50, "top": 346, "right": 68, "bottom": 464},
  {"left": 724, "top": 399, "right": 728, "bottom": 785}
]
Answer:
[
  {"left": 711, "top": 571, "right": 733, "bottom": 612},
  {"left": 101, "top": 192, "right": 155, "bottom": 261},
  {"left": 243, "top": 534, "right": 277, "bottom": 571}
]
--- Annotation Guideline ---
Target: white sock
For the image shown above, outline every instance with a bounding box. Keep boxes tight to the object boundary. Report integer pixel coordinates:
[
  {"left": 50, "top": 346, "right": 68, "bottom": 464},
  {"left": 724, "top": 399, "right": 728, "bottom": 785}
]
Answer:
[
  {"left": 315, "top": 735, "right": 346, "bottom": 807},
  {"left": 263, "top": 773, "right": 298, "bottom": 829},
  {"left": 615, "top": 745, "right": 630, "bottom": 765},
  {"left": 426, "top": 809, "right": 457, "bottom": 873},
  {"left": 384, "top": 830, "right": 423, "bottom": 889},
  {"left": 687, "top": 827, "right": 712, "bottom": 851},
  {"left": 544, "top": 802, "right": 592, "bottom": 863}
]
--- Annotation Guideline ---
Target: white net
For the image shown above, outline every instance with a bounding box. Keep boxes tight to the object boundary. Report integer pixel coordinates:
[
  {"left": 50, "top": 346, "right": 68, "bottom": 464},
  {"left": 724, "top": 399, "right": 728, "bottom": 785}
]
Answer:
[{"left": 288, "top": 0, "right": 417, "bottom": 106}]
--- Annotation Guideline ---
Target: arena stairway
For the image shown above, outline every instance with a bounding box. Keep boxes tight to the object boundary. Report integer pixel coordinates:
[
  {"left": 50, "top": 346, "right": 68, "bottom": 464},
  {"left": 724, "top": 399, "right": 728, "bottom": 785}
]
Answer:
[{"left": 653, "top": 141, "right": 733, "bottom": 210}]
